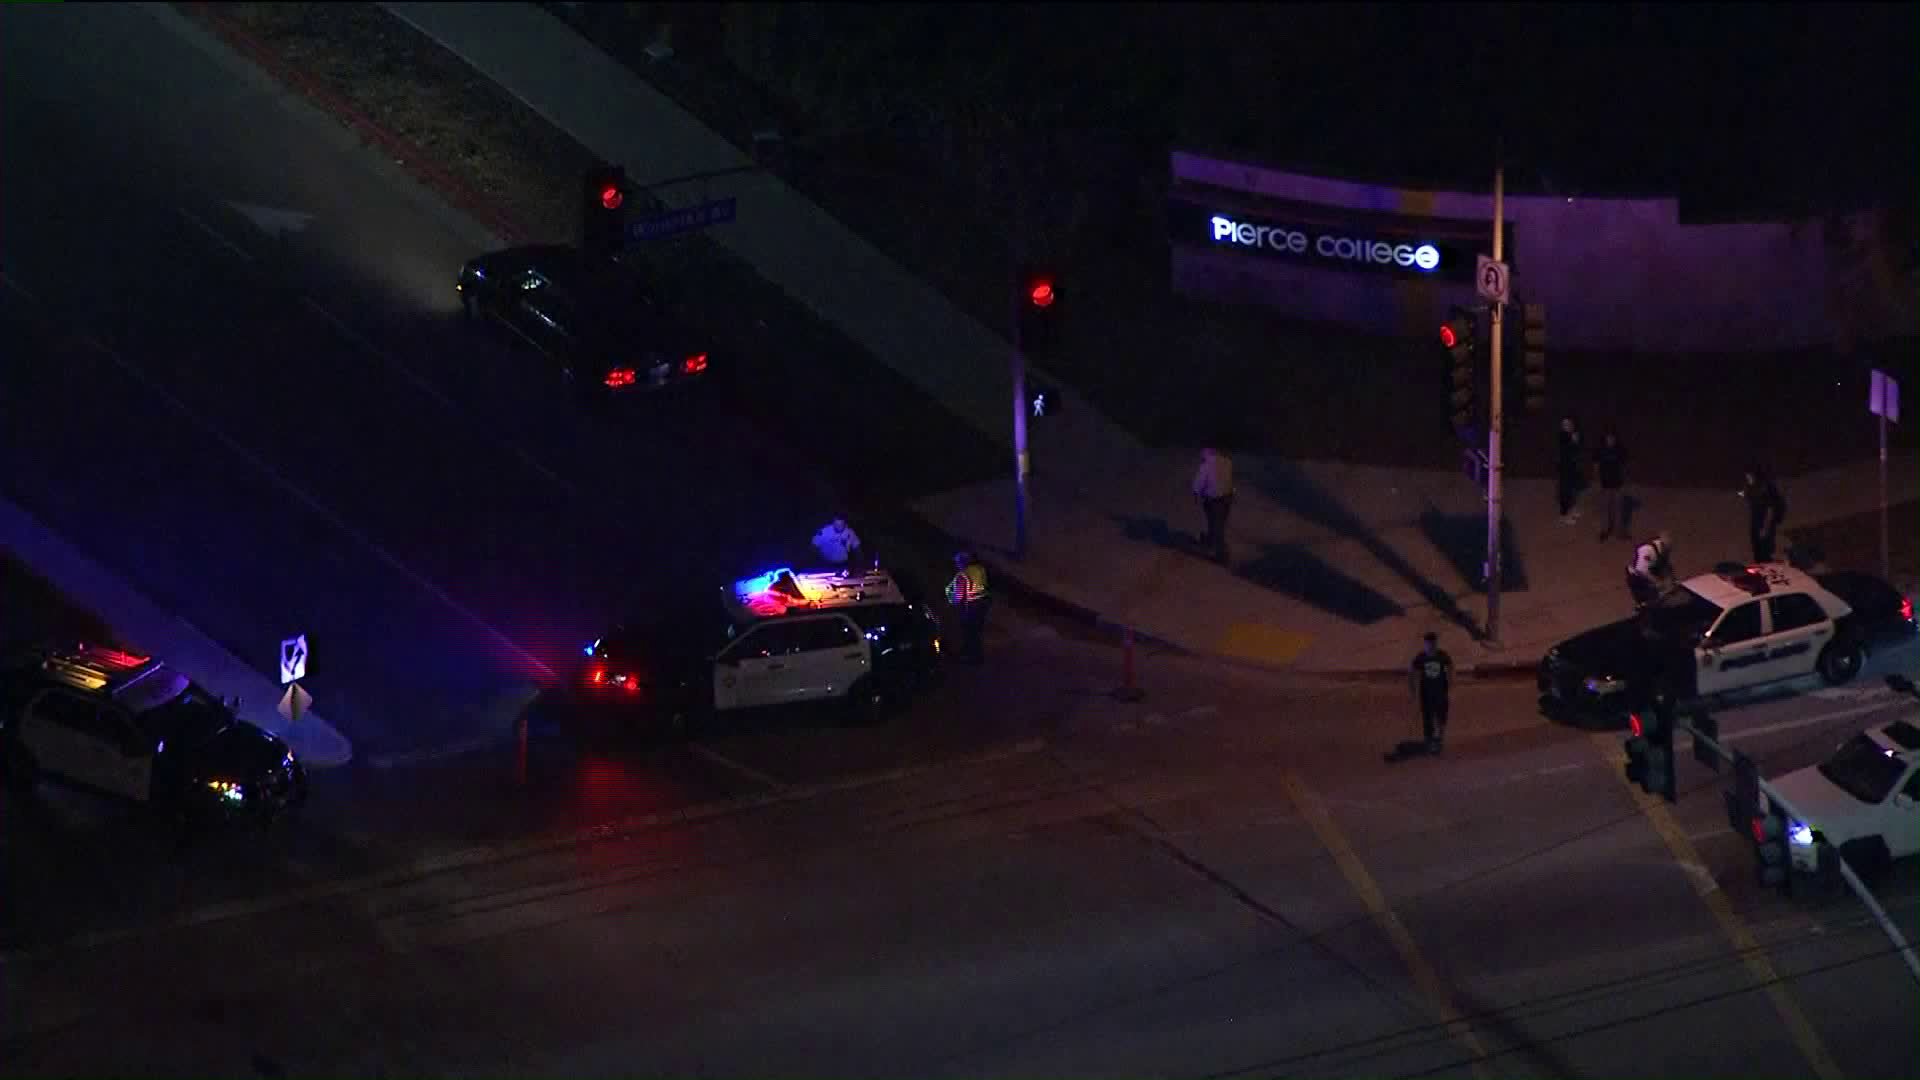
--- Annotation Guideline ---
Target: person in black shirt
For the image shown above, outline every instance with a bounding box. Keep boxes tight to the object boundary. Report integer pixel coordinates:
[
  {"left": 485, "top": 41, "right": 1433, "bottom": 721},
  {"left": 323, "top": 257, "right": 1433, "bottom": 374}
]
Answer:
[
  {"left": 1408, "top": 632, "right": 1454, "bottom": 752},
  {"left": 1556, "top": 416, "right": 1587, "bottom": 525},
  {"left": 1594, "top": 430, "right": 1628, "bottom": 540},
  {"left": 1739, "top": 466, "right": 1787, "bottom": 562}
]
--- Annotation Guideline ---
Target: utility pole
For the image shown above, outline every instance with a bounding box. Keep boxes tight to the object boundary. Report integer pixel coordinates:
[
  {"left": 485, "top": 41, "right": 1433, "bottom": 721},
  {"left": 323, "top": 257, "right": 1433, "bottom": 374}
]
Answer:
[
  {"left": 1011, "top": 282, "right": 1031, "bottom": 560},
  {"left": 1484, "top": 154, "right": 1506, "bottom": 646}
]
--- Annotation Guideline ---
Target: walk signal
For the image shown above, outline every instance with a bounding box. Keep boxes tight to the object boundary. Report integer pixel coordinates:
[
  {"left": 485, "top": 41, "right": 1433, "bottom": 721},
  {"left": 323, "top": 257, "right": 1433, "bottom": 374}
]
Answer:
[
  {"left": 582, "top": 164, "right": 630, "bottom": 258},
  {"left": 1018, "top": 266, "right": 1062, "bottom": 358},
  {"left": 1623, "top": 713, "right": 1650, "bottom": 789}
]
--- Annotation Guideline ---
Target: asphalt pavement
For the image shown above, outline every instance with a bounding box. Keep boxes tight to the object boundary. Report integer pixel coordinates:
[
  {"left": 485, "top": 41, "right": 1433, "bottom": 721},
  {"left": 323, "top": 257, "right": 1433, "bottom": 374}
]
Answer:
[
  {"left": 0, "top": 3, "right": 855, "bottom": 759},
  {"left": 4, "top": 628, "right": 1916, "bottom": 1078}
]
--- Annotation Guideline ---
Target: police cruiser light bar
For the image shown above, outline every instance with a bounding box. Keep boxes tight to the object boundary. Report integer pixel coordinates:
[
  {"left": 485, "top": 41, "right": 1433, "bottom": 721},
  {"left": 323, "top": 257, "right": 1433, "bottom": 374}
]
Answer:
[{"left": 726, "top": 566, "right": 906, "bottom": 619}]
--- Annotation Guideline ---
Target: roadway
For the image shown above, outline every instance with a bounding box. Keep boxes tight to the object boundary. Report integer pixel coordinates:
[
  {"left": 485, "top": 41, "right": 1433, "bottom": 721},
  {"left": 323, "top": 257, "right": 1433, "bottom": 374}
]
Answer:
[
  {"left": 4, "top": 630, "right": 1917, "bottom": 1078},
  {"left": 0, "top": 3, "right": 866, "bottom": 759}
]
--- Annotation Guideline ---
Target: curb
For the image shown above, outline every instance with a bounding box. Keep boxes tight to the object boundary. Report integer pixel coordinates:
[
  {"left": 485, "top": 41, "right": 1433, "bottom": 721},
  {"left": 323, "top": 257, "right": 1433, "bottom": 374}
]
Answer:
[{"left": 180, "top": 2, "right": 535, "bottom": 246}]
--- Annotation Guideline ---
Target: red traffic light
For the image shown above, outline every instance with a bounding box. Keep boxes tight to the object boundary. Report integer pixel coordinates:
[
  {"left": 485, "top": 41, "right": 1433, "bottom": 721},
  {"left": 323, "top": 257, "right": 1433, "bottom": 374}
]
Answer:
[
  {"left": 600, "top": 183, "right": 624, "bottom": 211},
  {"left": 1439, "top": 323, "right": 1459, "bottom": 349},
  {"left": 1028, "top": 279, "right": 1056, "bottom": 309},
  {"left": 1629, "top": 712, "right": 1644, "bottom": 737}
]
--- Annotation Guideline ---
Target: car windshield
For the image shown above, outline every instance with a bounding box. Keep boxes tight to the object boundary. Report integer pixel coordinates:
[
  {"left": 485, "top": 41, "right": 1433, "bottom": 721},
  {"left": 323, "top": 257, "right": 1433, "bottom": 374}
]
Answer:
[
  {"left": 1817, "top": 734, "right": 1908, "bottom": 804},
  {"left": 1645, "top": 587, "right": 1722, "bottom": 640},
  {"left": 114, "top": 667, "right": 190, "bottom": 714}
]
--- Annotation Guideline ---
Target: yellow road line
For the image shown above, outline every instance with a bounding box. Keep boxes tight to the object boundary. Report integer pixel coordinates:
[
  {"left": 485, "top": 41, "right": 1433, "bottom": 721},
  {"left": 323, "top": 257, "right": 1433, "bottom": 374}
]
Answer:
[
  {"left": 1284, "top": 772, "right": 1493, "bottom": 1078},
  {"left": 1589, "top": 734, "right": 1843, "bottom": 1080}
]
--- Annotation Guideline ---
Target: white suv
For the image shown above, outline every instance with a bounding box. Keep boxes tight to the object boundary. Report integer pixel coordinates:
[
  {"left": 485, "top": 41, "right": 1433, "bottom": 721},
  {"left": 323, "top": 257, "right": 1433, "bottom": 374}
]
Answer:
[{"left": 1768, "top": 717, "right": 1920, "bottom": 875}]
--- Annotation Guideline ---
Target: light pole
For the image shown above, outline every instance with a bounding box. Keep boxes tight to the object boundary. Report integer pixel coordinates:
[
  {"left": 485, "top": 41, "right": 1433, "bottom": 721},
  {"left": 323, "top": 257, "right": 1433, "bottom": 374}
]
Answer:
[{"left": 1484, "top": 154, "right": 1507, "bottom": 647}]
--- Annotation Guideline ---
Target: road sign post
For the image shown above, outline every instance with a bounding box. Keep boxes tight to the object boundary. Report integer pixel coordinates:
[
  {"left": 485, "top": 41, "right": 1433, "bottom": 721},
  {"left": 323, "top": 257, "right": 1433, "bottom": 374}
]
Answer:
[
  {"left": 1475, "top": 254, "right": 1510, "bottom": 306},
  {"left": 1483, "top": 156, "right": 1507, "bottom": 647},
  {"left": 1871, "top": 369, "right": 1900, "bottom": 581}
]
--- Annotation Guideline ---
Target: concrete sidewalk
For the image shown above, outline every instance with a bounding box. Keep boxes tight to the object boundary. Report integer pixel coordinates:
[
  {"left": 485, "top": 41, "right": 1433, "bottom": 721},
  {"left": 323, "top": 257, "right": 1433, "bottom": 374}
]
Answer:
[
  {"left": 915, "top": 455, "right": 1919, "bottom": 677},
  {"left": 0, "top": 494, "right": 353, "bottom": 768}
]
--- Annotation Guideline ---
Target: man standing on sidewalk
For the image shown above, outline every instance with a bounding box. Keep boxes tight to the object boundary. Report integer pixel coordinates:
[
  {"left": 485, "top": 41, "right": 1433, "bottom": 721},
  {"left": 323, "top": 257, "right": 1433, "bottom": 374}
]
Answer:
[
  {"left": 1739, "top": 466, "right": 1787, "bottom": 563},
  {"left": 1192, "top": 446, "right": 1236, "bottom": 564},
  {"left": 1595, "top": 430, "right": 1628, "bottom": 540},
  {"left": 1409, "top": 632, "right": 1454, "bottom": 753}
]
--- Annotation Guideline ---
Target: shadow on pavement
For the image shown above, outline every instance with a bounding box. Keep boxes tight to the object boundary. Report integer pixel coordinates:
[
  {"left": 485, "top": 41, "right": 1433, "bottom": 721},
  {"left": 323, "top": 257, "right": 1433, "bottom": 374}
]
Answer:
[
  {"left": 1417, "top": 509, "right": 1529, "bottom": 592},
  {"left": 1249, "top": 464, "right": 1486, "bottom": 636},
  {"left": 1237, "top": 541, "right": 1404, "bottom": 625}
]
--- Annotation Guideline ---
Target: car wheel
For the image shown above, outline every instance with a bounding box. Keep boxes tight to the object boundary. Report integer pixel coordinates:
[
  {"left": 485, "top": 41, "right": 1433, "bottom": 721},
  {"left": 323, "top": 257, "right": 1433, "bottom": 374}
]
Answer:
[
  {"left": 1817, "top": 639, "right": 1864, "bottom": 685},
  {"left": 844, "top": 676, "right": 885, "bottom": 726},
  {"left": 1840, "top": 836, "right": 1891, "bottom": 884},
  {"left": 1, "top": 737, "right": 39, "bottom": 790}
]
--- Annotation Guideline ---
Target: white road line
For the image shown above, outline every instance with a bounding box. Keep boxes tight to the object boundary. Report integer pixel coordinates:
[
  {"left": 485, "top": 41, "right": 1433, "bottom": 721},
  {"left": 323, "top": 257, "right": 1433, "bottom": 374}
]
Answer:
[
  {"left": 1716, "top": 695, "right": 1907, "bottom": 744},
  {"left": 298, "top": 296, "right": 580, "bottom": 499},
  {"left": 368, "top": 733, "right": 503, "bottom": 770},
  {"left": 175, "top": 206, "right": 256, "bottom": 262},
  {"left": 688, "top": 744, "right": 789, "bottom": 791},
  {"left": 66, "top": 329, "right": 553, "bottom": 681}
]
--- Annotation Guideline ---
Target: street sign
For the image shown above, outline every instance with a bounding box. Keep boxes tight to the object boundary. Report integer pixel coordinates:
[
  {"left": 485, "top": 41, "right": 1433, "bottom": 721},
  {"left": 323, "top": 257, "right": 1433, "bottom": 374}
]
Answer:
[
  {"left": 278, "top": 682, "right": 312, "bottom": 725},
  {"left": 627, "top": 197, "right": 737, "bottom": 243},
  {"left": 279, "top": 634, "right": 308, "bottom": 685},
  {"left": 1475, "top": 255, "right": 1510, "bottom": 305},
  {"left": 1871, "top": 368, "right": 1900, "bottom": 423}
]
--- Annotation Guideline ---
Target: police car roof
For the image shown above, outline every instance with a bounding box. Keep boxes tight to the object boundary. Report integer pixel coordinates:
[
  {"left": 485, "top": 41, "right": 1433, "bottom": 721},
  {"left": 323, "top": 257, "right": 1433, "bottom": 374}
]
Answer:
[
  {"left": 1682, "top": 563, "right": 1818, "bottom": 607},
  {"left": 37, "top": 644, "right": 161, "bottom": 694},
  {"left": 723, "top": 566, "right": 909, "bottom": 622}
]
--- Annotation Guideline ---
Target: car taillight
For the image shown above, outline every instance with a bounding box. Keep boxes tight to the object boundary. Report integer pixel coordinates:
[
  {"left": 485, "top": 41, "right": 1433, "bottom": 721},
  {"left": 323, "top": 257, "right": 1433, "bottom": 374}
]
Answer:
[
  {"left": 682, "top": 353, "right": 708, "bottom": 375},
  {"left": 623, "top": 674, "right": 641, "bottom": 693},
  {"left": 604, "top": 368, "right": 637, "bottom": 388}
]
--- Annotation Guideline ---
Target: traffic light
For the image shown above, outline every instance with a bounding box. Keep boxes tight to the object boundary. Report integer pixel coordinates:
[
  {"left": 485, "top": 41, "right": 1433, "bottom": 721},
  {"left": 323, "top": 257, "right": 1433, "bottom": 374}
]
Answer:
[
  {"left": 1752, "top": 803, "right": 1792, "bottom": 893},
  {"left": 1519, "top": 302, "right": 1547, "bottom": 412},
  {"left": 1623, "top": 711, "right": 1650, "bottom": 790},
  {"left": 581, "top": 164, "right": 630, "bottom": 259},
  {"left": 1028, "top": 381, "right": 1063, "bottom": 419},
  {"left": 1645, "top": 696, "right": 1677, "bottom": 802},
  {"left": 1441, "top": 306, "right": 1477, "bottom": 439},
  {"left": 1017, "top": 267, "right": 1062, "bottom": 359}
]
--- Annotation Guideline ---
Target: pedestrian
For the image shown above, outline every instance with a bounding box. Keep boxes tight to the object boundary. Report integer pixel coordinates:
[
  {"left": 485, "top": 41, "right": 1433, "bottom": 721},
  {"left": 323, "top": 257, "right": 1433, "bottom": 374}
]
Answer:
[
  {"left": 944, "top": 550, "right": 991, "bottom": 664},
  {"left": 1594, "top": 430, "right": 1628, "bottom": 540},
  {"left": 1626, "top": 530, "right": 1675, "bottom": 612},
  {"left": 1738, "top": 466, "right": 1787, "bottom": 563},
  {"left": 1556, "top": 416, "right": 1586, "bottom": 525},
  {"left": 811, "top": 515, "right": 865, "bottom": 572},
  {"left": 1192, "top": 445, "right": 1236, "bottom": 563},
  {"left": 1409, "top": 632, "right": 1454, "bottom": 753}
]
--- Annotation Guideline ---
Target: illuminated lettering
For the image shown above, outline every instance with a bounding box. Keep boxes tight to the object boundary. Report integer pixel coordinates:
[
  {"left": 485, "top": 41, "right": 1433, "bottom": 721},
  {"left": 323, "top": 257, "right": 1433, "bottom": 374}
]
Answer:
[{"left": 1209, "top": 213, "right": 1444, "bottom": 273}]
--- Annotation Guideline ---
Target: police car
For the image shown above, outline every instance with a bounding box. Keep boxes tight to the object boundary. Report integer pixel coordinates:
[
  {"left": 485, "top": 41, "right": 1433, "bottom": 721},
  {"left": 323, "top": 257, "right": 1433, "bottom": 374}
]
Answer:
[
  {"left": 0, "top": 645, "right": 307, "bottom": 823},
  {"left": 575, "top": 565, "right": 942, "bottom": 731},
  {"left": 1540, "top": 564, "right": 1916, "bottom": 724},
  {"left": 1763, "top": 717, "right": 1920, "bottom": 878}
]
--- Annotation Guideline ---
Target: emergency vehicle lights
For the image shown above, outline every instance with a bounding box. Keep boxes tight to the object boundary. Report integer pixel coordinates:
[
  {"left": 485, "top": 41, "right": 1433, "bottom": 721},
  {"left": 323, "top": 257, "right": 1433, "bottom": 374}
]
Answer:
[
  {"left": 683, "top": 353, "right": 709, "bottom": 374},
  {"left": 584, "top": 638, "right": 601, "bottom": 657},
  {"left": 81, "top": 646, "right": 150, "bottom": 669},
  {"left": 604, "top": 367, "right": 638, "bottom": 388}
]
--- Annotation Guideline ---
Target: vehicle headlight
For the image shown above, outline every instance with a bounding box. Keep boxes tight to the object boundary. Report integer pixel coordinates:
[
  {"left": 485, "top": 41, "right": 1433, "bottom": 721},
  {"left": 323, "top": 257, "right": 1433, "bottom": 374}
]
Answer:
[
  {"left": 1788, "top": 821, "right": 1815, "bottom": 847},
  {"left": 1584, "top": 676, "right": 1627, "bottom": 695},
  {"left": 206, "top": 779, "right": 246, "bottom": 803}
]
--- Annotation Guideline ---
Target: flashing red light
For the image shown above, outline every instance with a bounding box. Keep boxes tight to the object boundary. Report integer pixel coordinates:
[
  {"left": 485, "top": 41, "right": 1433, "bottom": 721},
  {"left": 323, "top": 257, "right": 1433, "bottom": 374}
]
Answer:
[
  {"left": 85, "top": 646, "right": 151, "bottom": 668},
  {"left": 1629, "top": 712, "right": 1644, "bottom": 738},
  {"left": 590, "top": 668, "right": 606, "bottom": 684},
  {"left": 682, "top": 352, "right": 708, "bottom": 375},
  {"left": 623, "top": 674, "right": 641, "bottom": 694},
  {"left": 599, "top": 184, "right": 624, "bottom": 211},
  {"left": 604, "top": 367, "right": 637, "bottom": 389},
  {"left": 1028, "top": 280, "right": 1055, "bottom": 309},
  {"left": 1439, "top": 324, "right": 1459, "bottom": 350}
]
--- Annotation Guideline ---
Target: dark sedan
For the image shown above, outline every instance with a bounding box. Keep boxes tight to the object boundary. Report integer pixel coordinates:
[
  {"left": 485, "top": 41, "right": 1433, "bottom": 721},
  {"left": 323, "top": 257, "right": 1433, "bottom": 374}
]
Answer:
[{"left": 456, "top": 244, "right": 711, "bottom": 398}]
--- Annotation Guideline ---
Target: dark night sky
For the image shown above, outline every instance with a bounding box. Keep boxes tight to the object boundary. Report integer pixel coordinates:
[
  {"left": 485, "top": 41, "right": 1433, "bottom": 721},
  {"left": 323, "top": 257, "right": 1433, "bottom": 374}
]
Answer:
[{"left": 1140, "top": 2, "right": 1918, "bottom": 216}]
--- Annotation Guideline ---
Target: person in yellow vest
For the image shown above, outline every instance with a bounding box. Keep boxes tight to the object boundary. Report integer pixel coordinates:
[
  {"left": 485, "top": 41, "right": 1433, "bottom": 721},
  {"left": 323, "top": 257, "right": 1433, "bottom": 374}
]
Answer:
[{"left": 945, "top": 550, "right": 991, "bottom": 664}]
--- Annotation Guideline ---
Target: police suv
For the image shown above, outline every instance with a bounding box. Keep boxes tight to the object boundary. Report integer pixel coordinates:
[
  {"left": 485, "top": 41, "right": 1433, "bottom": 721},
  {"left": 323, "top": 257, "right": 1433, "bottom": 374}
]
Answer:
[
  {"left": 1540, "top": 563, "right": 1916, "bottom": 725},
  {"left": 0, "top": 644, "right": 307, "bottom": 823},
  {"left": 575, "top": 566, "right": 942, "bottom": 731},
  {"left": 1762, "top": 717, "right": 1920, "bottom": 878}
]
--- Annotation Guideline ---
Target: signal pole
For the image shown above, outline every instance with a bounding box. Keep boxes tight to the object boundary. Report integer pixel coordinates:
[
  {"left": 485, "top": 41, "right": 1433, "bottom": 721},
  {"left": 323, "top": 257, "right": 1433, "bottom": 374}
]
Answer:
[
  {"left": 1011, "top": 282, "right": 1031, "bottom": 560},
  {"left": 1484, "top": 154, "right": 1506, "bottom": 646}
]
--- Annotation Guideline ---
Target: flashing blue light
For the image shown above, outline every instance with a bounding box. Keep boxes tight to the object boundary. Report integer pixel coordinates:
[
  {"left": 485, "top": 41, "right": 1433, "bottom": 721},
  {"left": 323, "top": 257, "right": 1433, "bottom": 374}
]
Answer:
[
  {"left": 734, "top": 568, "right": 795, "bottom": 597},
  {"left": 584, "top": 638, "right": 601, "bottom": 657},
  {"left": 1789, "top": 822, "right": 1814, "bottom": 846}
]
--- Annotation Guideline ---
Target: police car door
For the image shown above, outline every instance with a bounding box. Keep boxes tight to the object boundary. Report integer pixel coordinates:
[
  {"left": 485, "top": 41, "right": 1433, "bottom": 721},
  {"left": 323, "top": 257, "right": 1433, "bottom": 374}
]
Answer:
[
  {"left": 20, "top": 690, "right": 153, "bottom": 801},
  {"left": 1764, "top": 593, "right": 1832, "bottom": 679},
  {"left": 715, "top": 622, "right": 807, "bottom": 710},
  {"left": 787, "top": 616, "right": 868, "bottom": 701},
  {"left": 1696, "top": 601, "right": 1769, "bottom": 696}
]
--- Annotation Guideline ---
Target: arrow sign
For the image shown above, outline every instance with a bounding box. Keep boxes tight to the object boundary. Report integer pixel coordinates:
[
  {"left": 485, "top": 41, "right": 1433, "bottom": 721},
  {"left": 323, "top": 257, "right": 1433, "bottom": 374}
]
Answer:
[
  {"left": 278, "top": 683, "right": 312, "bottom": 725},
  {"left": 279, "top": 634, "right": 308, "bottom": 685},
  {"left": 227, "top": 201, "right": 314, "bottom": 236}
]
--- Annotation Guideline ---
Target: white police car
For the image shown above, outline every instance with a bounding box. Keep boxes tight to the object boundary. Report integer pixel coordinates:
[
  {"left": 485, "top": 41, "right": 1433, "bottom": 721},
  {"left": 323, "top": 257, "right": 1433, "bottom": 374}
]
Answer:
[
  {"left": 1766, "top": 717, "right": 1920, "bottom": 876},
  {"left": 1540, "top": 564, "right": 1916, "bottom": 724},
  {"left": 577, "top": 566, "right": 942, "bottom": 730}
]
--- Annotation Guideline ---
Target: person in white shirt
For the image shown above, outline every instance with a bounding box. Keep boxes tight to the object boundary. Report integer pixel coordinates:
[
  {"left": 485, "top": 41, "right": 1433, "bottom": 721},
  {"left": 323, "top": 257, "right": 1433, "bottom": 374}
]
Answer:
[
  {"left": 1192, "top": 446, "right": 1235, "bottom": 563},
  {"left": 812, "top": 516, "right": 864, "bottom": 570},
  {"left": 1626, "top": 530, "right": 1674, "bottom": 611}
]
